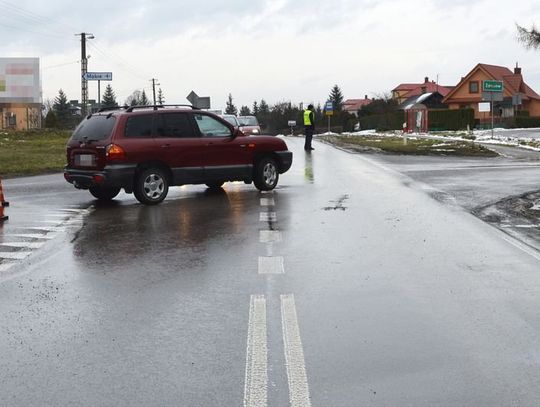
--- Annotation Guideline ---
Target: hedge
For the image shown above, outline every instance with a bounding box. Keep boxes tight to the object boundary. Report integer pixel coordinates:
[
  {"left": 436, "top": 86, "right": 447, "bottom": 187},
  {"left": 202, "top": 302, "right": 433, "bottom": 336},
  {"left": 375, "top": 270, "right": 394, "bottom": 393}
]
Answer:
[{"left": 428, "top": 109, "right": 475, "bottom": 131}]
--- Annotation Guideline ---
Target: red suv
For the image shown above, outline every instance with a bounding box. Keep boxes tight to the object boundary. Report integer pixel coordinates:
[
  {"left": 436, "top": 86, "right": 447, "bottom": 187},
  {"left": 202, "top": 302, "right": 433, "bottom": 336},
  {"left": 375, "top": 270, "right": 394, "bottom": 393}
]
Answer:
[{"left": 64, "top": 105, "right": 293, "bottom": 205}]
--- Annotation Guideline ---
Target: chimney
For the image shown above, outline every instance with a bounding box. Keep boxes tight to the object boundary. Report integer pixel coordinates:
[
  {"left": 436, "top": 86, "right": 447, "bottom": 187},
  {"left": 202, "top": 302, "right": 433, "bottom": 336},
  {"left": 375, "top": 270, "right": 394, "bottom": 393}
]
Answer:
[
  {"left": 514, "top": 63, "right": 522, "bottom": 75},
  {"left": 364, "top": 94, "right": 368, "bottom": 100},
  {"left": 424, "top": 77, "right": 429, "bottom": 83}
]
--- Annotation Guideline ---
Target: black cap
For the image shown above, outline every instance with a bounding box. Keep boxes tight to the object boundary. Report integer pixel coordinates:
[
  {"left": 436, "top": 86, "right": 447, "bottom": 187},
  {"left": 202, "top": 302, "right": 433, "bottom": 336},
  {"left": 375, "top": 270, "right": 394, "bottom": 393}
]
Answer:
[{"left": 307, "top": 104, "right": 314, "bottom": 110}]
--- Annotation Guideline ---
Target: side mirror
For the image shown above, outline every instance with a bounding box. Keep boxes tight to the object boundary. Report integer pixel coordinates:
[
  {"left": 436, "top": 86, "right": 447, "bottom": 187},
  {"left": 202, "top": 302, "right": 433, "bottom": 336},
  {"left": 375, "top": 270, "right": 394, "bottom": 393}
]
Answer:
[{"left": 232, "top": 128, "right": 243, "bottom": 139}]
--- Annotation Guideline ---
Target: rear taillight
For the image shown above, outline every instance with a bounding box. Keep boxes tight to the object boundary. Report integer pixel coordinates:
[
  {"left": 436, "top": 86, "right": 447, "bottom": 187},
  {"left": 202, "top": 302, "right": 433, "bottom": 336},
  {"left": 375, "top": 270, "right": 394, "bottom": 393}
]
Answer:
[{"left": 106, "top": 144, "right": 126, "bottom": 160}]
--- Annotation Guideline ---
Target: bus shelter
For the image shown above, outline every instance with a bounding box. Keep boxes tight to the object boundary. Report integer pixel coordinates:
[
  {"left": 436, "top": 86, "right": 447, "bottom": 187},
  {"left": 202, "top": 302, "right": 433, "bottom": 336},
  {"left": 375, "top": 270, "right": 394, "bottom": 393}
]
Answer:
[{"left": 403, "top": 103, "right": 428, "bottom": 133}]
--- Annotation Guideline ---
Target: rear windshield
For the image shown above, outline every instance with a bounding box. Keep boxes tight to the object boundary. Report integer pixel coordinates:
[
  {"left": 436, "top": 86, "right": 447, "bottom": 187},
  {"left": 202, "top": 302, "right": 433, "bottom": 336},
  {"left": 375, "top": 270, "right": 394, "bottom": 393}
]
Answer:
[
  {"left": 238, "top": 116, "right": 258, "bottom": 126},
  {"left": 71, "top": 115, "right": 116, "bottom": 141}
]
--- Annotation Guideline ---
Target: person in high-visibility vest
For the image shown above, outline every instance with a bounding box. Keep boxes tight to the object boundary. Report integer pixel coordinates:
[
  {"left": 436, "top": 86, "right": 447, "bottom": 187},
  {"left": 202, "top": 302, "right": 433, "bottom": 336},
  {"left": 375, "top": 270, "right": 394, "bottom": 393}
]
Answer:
[{"left": 303, "top": 104, "right": 315, "bottom": 151}]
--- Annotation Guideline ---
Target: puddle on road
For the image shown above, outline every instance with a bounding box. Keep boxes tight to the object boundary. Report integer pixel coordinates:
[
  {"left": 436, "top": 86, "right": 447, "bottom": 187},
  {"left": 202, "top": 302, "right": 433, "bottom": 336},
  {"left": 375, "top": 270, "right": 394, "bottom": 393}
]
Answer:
[{"left": 323, "top": 195, "right": 349, "bottom": 211}]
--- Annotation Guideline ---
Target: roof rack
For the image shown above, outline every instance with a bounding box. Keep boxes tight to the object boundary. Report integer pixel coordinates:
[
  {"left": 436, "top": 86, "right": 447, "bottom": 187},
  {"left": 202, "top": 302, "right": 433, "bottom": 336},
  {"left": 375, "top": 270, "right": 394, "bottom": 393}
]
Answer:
[
  {"left": 97, "top": 105, "right": 129, "bottom": 113},
  {"left": 125, "top": 104, "right": 197, "bottom": 113}
]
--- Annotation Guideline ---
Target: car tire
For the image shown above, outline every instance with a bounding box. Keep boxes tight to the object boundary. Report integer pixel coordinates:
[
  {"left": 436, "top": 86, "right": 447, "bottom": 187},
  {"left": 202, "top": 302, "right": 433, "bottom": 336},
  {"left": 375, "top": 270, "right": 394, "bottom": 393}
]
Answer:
[
  {"left": 205, "top": 181, "right": 225, "bottom": 189},
  {"left": 89, "top": 186, "right": 121, "bottom": 201},
  {"left": 133, "top": 168, "right": 169, "bottom": 205},
  {"left": 253, "top": 157, "right": 279, "bottom": 191}
]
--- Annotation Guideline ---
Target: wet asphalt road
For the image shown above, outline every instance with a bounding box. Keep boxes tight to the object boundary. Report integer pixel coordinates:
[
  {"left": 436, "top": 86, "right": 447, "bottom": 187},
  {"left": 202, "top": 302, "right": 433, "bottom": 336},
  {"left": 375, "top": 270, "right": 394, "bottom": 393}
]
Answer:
[
  {"left": 1, "top": 137, "right": 540, "bottom": 406},
  {"left": 368, "top": 143, "right": 540, "bottom": 251}
]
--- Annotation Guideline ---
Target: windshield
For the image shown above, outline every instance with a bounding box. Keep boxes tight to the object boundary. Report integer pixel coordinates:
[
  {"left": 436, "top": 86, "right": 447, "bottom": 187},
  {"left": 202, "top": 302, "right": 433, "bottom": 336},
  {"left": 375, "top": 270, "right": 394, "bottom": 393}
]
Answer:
[
  {"left": 222, "top": 115, "right": 239, "bottom": 126},
  {"left": 71, "top": 115, "right": 116, "bottom": 141},
  {"left": 238, "top": 116, "right": 259, "bottom": 126}
]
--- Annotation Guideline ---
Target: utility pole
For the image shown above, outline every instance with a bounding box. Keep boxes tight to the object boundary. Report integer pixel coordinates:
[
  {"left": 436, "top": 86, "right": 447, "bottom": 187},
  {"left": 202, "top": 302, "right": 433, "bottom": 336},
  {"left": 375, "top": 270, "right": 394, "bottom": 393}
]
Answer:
[
  {"left": 76, "top": 32, "right": 94, "bottom": 116},
  {"left": 151, "top": 78, "right": 160, "bottom": 108}
]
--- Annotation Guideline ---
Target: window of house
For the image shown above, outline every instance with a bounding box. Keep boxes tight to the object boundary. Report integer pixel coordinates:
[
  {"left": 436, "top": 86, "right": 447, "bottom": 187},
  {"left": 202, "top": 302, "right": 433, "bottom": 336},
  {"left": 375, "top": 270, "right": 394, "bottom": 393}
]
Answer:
[{"left": 469, "top": 81, "right": 479, "bottom": 94}]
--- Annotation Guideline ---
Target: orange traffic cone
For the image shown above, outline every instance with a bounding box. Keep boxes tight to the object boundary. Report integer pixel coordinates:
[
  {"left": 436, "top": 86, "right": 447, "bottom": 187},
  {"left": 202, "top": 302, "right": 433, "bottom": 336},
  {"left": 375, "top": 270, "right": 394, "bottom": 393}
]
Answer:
[{"left": 0, "top": 177, "right": 8, "bottom": 222}]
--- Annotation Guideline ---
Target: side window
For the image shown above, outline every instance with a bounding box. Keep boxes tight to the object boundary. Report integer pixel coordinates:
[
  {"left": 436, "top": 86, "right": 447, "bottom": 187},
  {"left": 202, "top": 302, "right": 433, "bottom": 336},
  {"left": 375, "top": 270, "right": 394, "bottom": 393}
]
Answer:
[
  {"left": 157, "top": 113, "right": 196, "bottom": 138},
  {"left": 125, "top": 115, "right": 154, "bottom": 138},
  {"left": 194, "top": 114, "right": 232, "bottom": 137}
]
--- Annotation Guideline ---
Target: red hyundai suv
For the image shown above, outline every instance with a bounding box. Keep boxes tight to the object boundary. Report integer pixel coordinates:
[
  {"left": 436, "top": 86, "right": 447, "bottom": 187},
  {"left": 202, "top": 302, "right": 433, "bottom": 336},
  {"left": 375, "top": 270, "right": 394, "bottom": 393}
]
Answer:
[{"left": 64, "top": 105, "right": 293, "bottom": 205}]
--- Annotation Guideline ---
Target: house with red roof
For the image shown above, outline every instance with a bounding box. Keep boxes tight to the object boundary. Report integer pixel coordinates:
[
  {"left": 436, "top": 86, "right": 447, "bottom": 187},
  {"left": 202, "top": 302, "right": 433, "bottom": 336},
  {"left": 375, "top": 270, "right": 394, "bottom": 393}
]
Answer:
[
  {"left": 392, "top": 77, "right": 453, "bottom": 104},
  {"left": 343, "top": 95, "right": 372, "bottom": 116},
  {"left": 442, "top": 63, "right": 540, "bottom": 119}
]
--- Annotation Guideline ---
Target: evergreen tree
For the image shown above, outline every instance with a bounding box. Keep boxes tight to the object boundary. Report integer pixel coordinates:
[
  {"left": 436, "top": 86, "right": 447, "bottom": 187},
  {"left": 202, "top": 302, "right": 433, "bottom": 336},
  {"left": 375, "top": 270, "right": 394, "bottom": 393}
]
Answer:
[
  {"left": 225, "top": 93, "right": 237, "bottom": 115},
  {"left": 256, "top": 99, "right": 270, "bottom": 130},
  {"left": 239, "top": 105, "right": 251, "bottom": 116},
  {"left": 328, "top": 84, "right": 344, "bottom": 111},
  {"left": 258, "top": 99, "right": 269, "bottom": 115},
  {"left": 53, "top": 89, "right": 71, "bottom": 129},
  {"left": 140, "top": 90, "right": 149, "bottom": 105},
  {"left": 44, "top": 109, "right": 58, "bottom": 128},
  {"left": 101, "top": 84, "right": 118, "bottom": 109},
  {"left": 252, "top": 101, "right": 259, "bottom": 115},
  {"left": 517, "top": 24, "right": 540, "bottom": 49},
  {"left": 157, "top": 88, "right": 165, "bottom": 105}
]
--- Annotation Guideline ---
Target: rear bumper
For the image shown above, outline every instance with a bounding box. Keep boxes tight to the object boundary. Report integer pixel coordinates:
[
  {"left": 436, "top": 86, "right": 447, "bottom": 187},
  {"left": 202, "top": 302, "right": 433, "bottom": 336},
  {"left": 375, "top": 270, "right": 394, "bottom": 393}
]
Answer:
[
  {"left": 64, "top": 164, "right": 137, "bottom": 189},
  {"left": 276, "top": 151, "right": 293, "bottom": 173}
]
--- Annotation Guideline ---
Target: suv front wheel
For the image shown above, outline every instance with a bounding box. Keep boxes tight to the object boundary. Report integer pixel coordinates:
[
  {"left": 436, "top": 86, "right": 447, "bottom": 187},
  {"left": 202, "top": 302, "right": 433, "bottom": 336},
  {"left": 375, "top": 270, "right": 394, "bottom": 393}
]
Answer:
[
  {"left": 254, "top": 157, "right": 279, "bottom": 191},
  {"left": 134, "top": 168, "right": 169, "bottom": 205}
]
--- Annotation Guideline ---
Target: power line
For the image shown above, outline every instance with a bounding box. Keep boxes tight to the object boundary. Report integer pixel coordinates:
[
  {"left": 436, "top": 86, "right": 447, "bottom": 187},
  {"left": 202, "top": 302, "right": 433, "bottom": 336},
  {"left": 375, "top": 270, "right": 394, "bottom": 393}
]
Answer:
[
  {"left": 42, "top": 60, "right": 80, "bottom": 70},
  {"left": 87, "top": 40, "right": 151, "bottom": 81},
  {"left": 0, "top": 0, "right": 78, "bottom": 34}
]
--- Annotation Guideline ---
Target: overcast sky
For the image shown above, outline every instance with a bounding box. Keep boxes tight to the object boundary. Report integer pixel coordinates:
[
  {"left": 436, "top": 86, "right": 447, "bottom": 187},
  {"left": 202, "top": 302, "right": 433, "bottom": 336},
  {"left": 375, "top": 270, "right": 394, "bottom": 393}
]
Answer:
[{"left": 1, "top": 0, "right": 540, "bottom": 110}]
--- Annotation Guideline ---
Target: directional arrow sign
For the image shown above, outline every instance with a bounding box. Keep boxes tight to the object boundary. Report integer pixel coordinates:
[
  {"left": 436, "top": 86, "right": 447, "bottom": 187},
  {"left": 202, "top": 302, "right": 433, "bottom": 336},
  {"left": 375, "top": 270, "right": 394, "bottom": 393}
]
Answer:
[
  {"left": 186, "top": 91, "right": 211, "bottom": 108},
  {"left": 186, "top": 91, "right": 199, "bottom": 105},
  {"left": 83, "top": 72, "right": 112, "bottom": 81}
]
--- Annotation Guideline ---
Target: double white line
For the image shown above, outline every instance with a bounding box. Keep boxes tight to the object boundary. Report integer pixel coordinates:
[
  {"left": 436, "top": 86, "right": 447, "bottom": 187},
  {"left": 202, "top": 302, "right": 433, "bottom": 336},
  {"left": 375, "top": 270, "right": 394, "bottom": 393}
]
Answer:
[{"left": 244, "top": 294, "right": 311, "bottom": 407}]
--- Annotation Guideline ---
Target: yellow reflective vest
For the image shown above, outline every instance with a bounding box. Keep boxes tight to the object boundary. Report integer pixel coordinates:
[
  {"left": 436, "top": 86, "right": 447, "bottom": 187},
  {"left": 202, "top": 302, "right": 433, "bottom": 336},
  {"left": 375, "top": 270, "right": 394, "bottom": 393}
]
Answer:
[{"left": 303, "top": 109, "right": 313, "bottom": 126}]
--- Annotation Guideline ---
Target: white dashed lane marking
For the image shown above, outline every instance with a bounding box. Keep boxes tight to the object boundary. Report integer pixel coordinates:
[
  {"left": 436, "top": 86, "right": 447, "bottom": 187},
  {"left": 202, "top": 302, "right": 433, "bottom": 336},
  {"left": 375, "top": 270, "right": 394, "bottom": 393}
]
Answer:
[
  {"left": 2, "top": 234, "right": 55, "bottom": 240},
  {"left": 258, "top": 256, "right": 284, "bottom": 274},
  {"left": 259, "top": 212, "right": 277, "bottom": 222},
  {"left": 0, "top": 252, "right": 32, "bottom": 260},
  {"left": 0, "top": 263, "right": 15, "bottom": 272},
  {"left": 260, "top": 197, "right": 275, "bottom": 207},
  {"left": 244, "top": 295, "right": 268, "bottom": 407},
  {"left": 0, "top": 242, "right": 45, "bottom": 249},
  {"left": 259, "top": 230, "right": 282, "bottom": 243}
]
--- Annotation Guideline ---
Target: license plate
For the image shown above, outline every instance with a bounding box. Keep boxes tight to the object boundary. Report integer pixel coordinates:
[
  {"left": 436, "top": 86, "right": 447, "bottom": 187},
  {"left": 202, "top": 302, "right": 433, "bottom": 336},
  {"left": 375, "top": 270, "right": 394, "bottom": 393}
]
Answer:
[{"left": 75, "top": 154, "right": 95, "bottom": 166}]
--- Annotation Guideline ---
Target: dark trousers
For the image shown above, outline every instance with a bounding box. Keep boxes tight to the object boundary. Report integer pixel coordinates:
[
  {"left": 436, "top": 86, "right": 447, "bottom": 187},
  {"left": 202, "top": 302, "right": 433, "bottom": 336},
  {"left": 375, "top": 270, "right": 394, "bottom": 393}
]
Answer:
[{"left": 304, "top": 127, "right": 314, "bottom": 150}]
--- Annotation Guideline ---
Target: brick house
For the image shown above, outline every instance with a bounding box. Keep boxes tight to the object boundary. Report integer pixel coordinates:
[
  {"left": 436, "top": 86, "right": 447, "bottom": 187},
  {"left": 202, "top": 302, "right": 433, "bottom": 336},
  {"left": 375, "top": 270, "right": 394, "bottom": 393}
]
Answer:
[
  {"left": 343, "top": 95, "right": 372, "bottom": 116},
  {"left": 442, "top": 63, "right": 540, "bottom": 119},
  {"left": 392, "top": 77, "right": 453, "bottom": 104}
]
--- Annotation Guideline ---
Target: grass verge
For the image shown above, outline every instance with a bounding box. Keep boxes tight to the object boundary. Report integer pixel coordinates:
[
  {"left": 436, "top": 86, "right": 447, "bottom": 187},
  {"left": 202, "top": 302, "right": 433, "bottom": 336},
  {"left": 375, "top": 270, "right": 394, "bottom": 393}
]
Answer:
[
  {"left": 321, "top": 134, "right": 498, "bottom": 157},
  {"left": 0, "top": 129, "right": 71, "bottom": 177}
]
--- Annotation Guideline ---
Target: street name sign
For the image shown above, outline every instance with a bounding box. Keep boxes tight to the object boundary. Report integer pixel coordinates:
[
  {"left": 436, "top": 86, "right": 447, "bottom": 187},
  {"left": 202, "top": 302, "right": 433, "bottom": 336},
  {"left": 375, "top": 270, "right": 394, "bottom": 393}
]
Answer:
[
  {"left": 83, "top": 72, "right": 112, "bottom": 81},
  {"left": 483, "top": 80, "right": 503, "bottom": 92}
]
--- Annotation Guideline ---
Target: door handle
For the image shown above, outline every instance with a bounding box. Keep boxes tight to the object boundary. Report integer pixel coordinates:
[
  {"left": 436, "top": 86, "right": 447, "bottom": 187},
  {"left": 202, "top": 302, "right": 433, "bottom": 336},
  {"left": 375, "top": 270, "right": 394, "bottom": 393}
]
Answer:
[{"left": 160, "top": 144, "right": 171, "bottom": 148}]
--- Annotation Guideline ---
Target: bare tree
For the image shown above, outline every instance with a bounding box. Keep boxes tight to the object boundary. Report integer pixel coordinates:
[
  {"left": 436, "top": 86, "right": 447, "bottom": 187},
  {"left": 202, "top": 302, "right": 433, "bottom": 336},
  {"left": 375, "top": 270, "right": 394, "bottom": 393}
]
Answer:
[{"left": 517, "top": 24, "right": 540, "bottom": 49}]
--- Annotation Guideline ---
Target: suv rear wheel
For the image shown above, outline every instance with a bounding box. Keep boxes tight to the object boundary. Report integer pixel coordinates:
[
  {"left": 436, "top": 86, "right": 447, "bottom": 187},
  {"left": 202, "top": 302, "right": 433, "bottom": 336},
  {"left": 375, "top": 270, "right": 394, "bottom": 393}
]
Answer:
[
  {"left": 254, "top": 157, "right": 279, "bottom": 191},
  {"left": 134, "top": 168, "right": 169, "bottom": 205},
  {"left": 89, "top": 186, "right": 121, "bottom": 201}
]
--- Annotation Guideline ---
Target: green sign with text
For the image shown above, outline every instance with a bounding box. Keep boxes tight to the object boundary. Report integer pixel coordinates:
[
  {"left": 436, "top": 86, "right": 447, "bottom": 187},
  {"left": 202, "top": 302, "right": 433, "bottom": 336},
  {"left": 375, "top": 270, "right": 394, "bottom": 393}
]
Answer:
[{"left": 483, "top": 80, "right": 503, "bottom": 92}]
